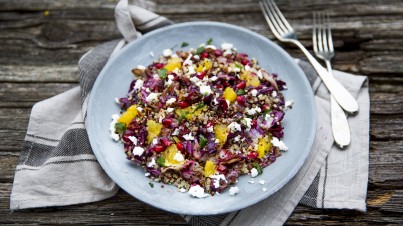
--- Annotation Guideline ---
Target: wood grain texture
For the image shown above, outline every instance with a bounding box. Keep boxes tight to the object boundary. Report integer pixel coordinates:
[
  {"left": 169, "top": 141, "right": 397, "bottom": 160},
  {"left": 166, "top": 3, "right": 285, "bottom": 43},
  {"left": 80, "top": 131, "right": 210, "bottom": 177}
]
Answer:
[{"left": 1, "top": 0, "right": 402, "bottom": 225}]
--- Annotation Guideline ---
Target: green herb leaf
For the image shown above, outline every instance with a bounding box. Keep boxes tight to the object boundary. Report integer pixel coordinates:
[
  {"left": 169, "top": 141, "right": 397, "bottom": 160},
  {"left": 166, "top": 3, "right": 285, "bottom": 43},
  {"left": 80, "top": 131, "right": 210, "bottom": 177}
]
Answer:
[
  {"left": 114, "top": 122, "right": 126, "bottom": 134},
  {"left": 262, "top": 109, "right": 272, "bottom": 119},
  {"left": 196, "top": 46, "right": 205, "bottom": 55},
  {"left": 157, "top": 156, "right": 166, "bottom": 167},
  {"left": 193, "top": 103, "right": 205, "bottom": 113},
  {"left": 199, "top": 135, "right": 208, "bottom": 148},
  {"left": 178, "top": 110, "right": 189, "bottom": 124},
  {"left": 252, "top": 162, "right": 263, "bottom": 175},
  {"left": 157, "top": 68, "right": 168, "bottom": 79},
  {"left": 181, "top": 42, "right": 189, "bottom": 48},
  {"left": 236, "top": 89, "right": 245, "bottom": 95},
  {"left": 206, "top": 38, "right": 213, "bottom": 45},
  {"left": 235, "top": 63, "right": 243, "bottom": 70},
  {"left": 149, "top": 182, "right": 154, "bottom": 188}
]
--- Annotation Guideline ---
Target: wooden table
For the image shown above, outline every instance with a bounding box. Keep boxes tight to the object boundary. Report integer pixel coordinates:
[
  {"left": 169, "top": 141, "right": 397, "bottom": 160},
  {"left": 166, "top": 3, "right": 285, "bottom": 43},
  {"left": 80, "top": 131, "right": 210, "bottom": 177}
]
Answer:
[{"left": 1, "top": 0, "right": 402, "bottom": 225}]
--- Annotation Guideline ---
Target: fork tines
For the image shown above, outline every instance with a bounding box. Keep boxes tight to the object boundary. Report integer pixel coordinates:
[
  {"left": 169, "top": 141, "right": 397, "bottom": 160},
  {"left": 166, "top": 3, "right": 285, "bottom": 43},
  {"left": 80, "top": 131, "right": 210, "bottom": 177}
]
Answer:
[
  {"left": 313, "top": 12, "right": 334, "bottom": 56},
  {"left": 259, "top": 0, "right": 294, "bottom": 39}
]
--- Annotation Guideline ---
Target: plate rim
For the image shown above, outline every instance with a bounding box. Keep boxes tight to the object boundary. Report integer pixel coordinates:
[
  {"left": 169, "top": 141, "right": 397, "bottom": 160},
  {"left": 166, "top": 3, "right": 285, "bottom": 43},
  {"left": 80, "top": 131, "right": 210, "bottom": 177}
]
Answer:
[{"left": 87, "top": 21, "right": 317, "bottom": 215}]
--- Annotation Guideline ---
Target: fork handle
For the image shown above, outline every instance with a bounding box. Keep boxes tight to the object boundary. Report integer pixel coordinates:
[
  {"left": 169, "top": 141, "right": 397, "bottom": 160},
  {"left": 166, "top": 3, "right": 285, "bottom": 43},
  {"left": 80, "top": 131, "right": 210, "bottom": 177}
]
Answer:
[
  {"left": 293, "top": 41, "right": 359, "bottom": 114},
  {"left": 326, "top": 61, "right": 351, "bottom": 148}
]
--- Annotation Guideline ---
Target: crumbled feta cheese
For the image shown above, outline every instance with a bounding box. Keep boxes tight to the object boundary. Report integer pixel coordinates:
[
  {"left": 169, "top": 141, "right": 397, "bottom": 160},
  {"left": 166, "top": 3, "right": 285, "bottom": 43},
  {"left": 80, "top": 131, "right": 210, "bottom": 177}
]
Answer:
[
  {"left": 221, "top": 43, "right": 233, "bottom": 50},
  {"left": 234, "top": 135, "right": 240, "bottom": 142},
  {"left": 210, "top": 174, "right": 227, "bottom": 188},
  {"left": 251, "top": 89, "right": 258, "bottom": 97},
  {"left": 134, "top": 79, "right": 144, "bottom": 90},
  {"left": 248, "top": 179, "right": 255, "bottom": 184},
  {"left": 243, "top": 118, "right": 252, "bottom": 130},
  {"left": 272, "top": 91, "right": 277, "bottom": 98},
  {"left": 188, "top": 65, "right": 196, "bottom": 75},
  {"left": 246, "top": 106, "right": 261, "bottom": 115},
  {"left": 144, "top": 172, "right": 150, "bottom": 177},
  {"left": 190, "top": 76, "right": 201, "bottom": 84},
  {"left": 132, "top": 146, "right": 145, "bottom": 156},
  {"left": 212, "top": 98, "right": 218, "bottom": 105},
  {"left": 215, "top": 139, "right": 220, "bottom": 143},
  {"left": 250, "top": 168, "right": 258, "bottom": 178},
  {"left": 152, "top": 138, "right": 158, "bottom": 145},
  {"left": 147, "top": 158, "right": 156, "bottom": 167},
  {"left": 285, "top": 100, "right": 294, "bottom": 110},
  {"left": 166, "top": 107, "right": 174, "bottom": 113},
  {"left": 205, "top": 45, "right": 217, "bottom": 50},
  {"left": 162, "top": 49, "right": 172, "bottom": 57},
  {"left": 245, "top": 65, "right": 251, "bottom": 71},
  {"left": 199, "top": 85, "right": 212, "bottom": 95},
  {"left": 172, "top": 128, "right": 180, "bottom": 136},
  {"left": 223, "top": 50, "right": 232, "bottom": 56},
  {"left": 233, "top": 67, "right": 241, "bottom": 72},
  {"left": 207, "top": 126, "right": 214, "bottom": 133},
  {"left": 262, "top": 188, "right": 267, "bottom": 192},
  {"left": 229, "top": 186, "right": 239, "bottom": 196},
  {"left": 166, "top": 74, "right": 174, "bottom": 86},
  {"left": 258, "top": 180, "right": 266, "bottom": 185},
  {"left": 226, "top": 100, "right": 230, "bottom": 106},
  {"left": 173, "top": 152, "right": 185, "bottom": 162},
  {"left": 184, "top": 54, "right": 193, "bottom": 66},
  {"left": 166, "top": 97, "right": 176, "bottom": 105},
  {"left": 179, "top": 188, "right": 187, "bottom": 193},
  {"left": 137, "top": 106, "right": 143, "bottom": 112},
  {"left": 158, "top": 115, "right": 163, "bottom": 123},
  {"left": 193, "top": 55, "right": 200, "bottom": 60},
  {"left": 149, "top": 51, "right": 154, "bottom": 57},
  {"left": 183, "top": 133, "right": 195, "bottom": 141},
  {"left": 271, "top": 137, "right": 289, "bottom": 151},
  {"left": 257, "top": 70, "right": 263, "bottom": 79},
  {"left": 145, "top": 88, "right": 150, "bottom": 92},
  {"left": 114, "top": 97, "right": 120, "bottom": 104},
  {"left": 228, "top": 122, "right": 242, "bottom": 132},
  {"left": 109, "top": 114, "right": 120, "bottom": 141},
  {"left": 146, "top": 92, "right": 159, "bottom": 103},
  {"left": 210, "top": 76, "right": 218, "bottom": 81},
  {"left": 136, "top": 65, "right": 146, "bottom": 70},
  {"left": 188, "top": 185, "right": 209, "bottom": 198},
  {"left": 171, "top": 54, "right": 178, "bottom": 58},
  {"left": 128, "top": 136, "right": 137, "bottom": 145}
]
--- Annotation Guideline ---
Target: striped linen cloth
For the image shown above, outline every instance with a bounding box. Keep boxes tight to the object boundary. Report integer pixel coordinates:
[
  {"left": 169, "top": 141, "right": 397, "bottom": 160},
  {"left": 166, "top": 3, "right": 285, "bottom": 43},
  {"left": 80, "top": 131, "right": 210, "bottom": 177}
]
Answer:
[{"left": 10, "top": 0, "right": 370, "bottom": 225}]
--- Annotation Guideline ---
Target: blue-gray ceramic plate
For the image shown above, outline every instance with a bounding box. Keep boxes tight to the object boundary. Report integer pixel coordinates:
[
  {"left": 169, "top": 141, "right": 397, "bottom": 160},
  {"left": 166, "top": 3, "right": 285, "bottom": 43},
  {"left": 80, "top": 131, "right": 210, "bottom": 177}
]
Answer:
[{"left": 87, "top": 21, "right": 317, "bottom": 215}]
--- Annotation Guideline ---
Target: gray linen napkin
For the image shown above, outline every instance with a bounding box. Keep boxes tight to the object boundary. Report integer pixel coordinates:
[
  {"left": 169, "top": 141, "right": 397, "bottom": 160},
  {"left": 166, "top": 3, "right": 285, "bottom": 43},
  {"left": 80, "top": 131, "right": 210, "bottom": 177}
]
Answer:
[{"left": 10, "top": 0, "right": 369, "bottom": 225}]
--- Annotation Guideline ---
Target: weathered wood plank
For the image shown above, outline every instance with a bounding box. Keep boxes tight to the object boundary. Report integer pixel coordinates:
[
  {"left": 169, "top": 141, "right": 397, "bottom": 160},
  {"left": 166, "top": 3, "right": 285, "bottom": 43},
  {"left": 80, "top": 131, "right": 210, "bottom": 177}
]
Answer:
[{"left": 0, "top": 65, "right": 78, "bottom": 83}]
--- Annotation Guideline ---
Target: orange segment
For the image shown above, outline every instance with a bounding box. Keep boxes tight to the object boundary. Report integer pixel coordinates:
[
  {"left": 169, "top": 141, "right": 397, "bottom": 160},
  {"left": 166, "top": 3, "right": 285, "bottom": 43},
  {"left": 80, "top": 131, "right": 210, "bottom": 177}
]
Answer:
[
  {"left": 240, "top": 70, "right": 260, "bottom": 87},
  {"left": 146, "top": 120, "right": 163, "bottom": 143},
  {"left": 257, "top": 135, "right": 272, "bottom": 158},
  {"left": 164, "top": 57, "right": 182, "bottom": 71},
  {"left": 223, "top": 87, "right": 237, "bottom": 102},
  {"left": 213, "top": 124, "right": 229, "bottom": 147},
  {"left": 196, "top": 59, "right": 212, "bottom": 72},
  {"left": 118, "top": 105, "right": 138, "bottom": 126},
  {"left": 203, "top": 160, "right": 217, "bottom": 177}
]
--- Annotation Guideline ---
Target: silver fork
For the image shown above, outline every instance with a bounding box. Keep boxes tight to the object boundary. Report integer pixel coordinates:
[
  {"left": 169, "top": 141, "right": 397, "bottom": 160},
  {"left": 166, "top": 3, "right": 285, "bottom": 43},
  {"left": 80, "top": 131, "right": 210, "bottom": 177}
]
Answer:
[
  {"left": 259, "top": 0, "right": 359, "bottom": 114},
  {"left": 313, "top": 12, "right": 350, "bottom": 148}
]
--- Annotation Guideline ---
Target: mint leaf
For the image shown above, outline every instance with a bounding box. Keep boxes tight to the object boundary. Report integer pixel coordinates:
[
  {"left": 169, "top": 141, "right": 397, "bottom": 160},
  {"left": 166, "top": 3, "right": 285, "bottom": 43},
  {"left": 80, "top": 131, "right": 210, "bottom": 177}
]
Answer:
[
  {"left": 196, "top": 46, "right": 205, "bottom": 55},
  {"left": 206, "top": 38, "right": 213, "bottom": 45},
  {"left": 193, "top": 103, "right": 205, "bottom": 113},
  {"left": 235, "top": 63, "right": 243, "bottom": 70},
  {"left": 252, "top": 162, "right": 263, "bottom": 175},
  {"left": 236, "top": 89, "right": 245, "bottom": 95},
  {"left": 114, "top": 122, "right": 126, "bottom": 134},
  {"left": 149, "top": 182, "right": 154, "bottom": 188},
  {"left": 181, "top": 42, "right": 189, "bottom": 48},
  {"left": 157, "top": 68, "right": 168, "bottom": 79},
  {"left": 199, "top": 135, "right": 208, "bottom": 148},
  {"left": 157, "top": 156, "right": 166, "bottom": 167}
]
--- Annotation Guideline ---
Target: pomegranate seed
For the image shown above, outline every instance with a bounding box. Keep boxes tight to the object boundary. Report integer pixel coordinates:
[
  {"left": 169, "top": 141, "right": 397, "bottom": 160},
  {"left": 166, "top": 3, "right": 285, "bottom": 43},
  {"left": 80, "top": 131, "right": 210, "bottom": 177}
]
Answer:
[
  {"left": 178, "top": 101, "right": 189, "bottom": 108},
  {"left": 236, "top": 81, "right": 246, "bottom": 89},
  {"left": 262, "top": 105, "right": 269, "bottom": 111},
  {"left": 236, "top": 96, "right": 246, "bottom": 105},
  {"left": 216, "top": 85, "right": 223, "bottom": 89},
  {"left": 176, "top": 142, "right": 185, "bottom": 151},
  {"left": 217, "top": 164, "right": 227, "bottom": 172},
  {"left": 155, "top": 63, "right": 164, "bottom": 69},
  {"left": 214, "top": 49, "right": 222, "bottom": 57},
  {"left": 162, "top": 118, "right": 173, "bottom": 127},
  {"left": 223, "top": 81, "right": 230, "bottom": 87},
  {"left": 241, "top": 59, "right": 250, "bottom": 66},
  {"left": 155, "top": 145, "right": 165, "bottom": 153},
  {"left": 196, "top": 72, "right": 206, "bottom": 79},
  {"left": 252, "top": 119, "right": 258, "bottom": 127},
  {"left": 206, "top": 121, "right": 214, "bottom": 128},
  {"left": 122, "top": 134, "right": 131, "bottom": 142},
  {"left": 201, "top": 52, "right": 209, "bottom": 59},
  {"left": 160, "top": 138, "right": 171, "bottom": 147},
  {"left": 248, "top": 151, "right": 258, "bottom": 159}
]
